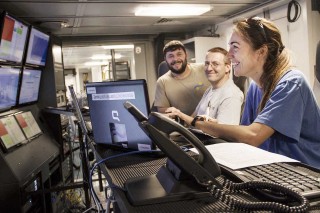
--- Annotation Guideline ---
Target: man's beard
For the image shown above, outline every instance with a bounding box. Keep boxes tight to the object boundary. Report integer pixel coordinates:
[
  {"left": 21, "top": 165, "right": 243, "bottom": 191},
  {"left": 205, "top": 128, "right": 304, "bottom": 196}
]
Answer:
[{"left": 168, "top": 60, "right": 188, "bottom": 75}]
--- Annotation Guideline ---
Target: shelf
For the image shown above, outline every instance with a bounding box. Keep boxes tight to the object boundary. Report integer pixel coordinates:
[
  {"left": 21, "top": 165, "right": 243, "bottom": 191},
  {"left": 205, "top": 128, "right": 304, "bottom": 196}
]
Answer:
[{"left": 109, "top": 61, "right": 130, "bottom": 80}]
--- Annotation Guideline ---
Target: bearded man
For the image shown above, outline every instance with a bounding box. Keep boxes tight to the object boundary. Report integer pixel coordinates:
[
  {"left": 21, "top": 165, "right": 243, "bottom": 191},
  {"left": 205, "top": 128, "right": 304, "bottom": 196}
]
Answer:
[{"left": 154, "top": 40, "right": 210, "bottom": 115}]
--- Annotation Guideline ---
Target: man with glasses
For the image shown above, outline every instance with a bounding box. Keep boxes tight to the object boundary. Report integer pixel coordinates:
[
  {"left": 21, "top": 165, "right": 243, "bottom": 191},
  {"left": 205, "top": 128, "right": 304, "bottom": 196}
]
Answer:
[{"left": 166, "top": 47, "right": 244, "bottom": 125}]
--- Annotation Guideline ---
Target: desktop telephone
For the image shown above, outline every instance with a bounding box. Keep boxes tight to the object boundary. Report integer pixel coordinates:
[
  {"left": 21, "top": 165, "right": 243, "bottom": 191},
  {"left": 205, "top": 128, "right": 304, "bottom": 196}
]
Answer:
[{"left": 123, "top": 101, "right": 310, "bottom": 212}]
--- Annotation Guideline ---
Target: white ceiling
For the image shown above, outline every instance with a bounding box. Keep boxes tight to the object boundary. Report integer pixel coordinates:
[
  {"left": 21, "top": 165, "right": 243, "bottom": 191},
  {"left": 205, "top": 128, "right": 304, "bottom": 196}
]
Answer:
[
  {"left": 0, "top": 0, "right": 276, "bottom": 37},
  {"left": 0, "top": 0, "right": 290, "bottom": 68}
]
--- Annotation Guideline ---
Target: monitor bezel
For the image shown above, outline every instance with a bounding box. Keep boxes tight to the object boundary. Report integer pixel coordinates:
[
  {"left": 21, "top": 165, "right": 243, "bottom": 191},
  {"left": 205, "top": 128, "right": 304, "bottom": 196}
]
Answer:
[
  {"left": 24, "top": 26, "right": 50, "bottom": 68},
  {"left": 0, "top": 65, "right": 22, "bottom": 112},
  {"left": 0, "top": 11, "right": 30, "bottom": 66},
  {"left": 14, "top": 110, "right": 42, "bottom": 140},
  {"left": 17, "top": 67, "right": 42, "bottom": 107},
  {"left": 85, "top": 79, "right": 154, "bottom": 151},
  {"left": 0, "top": 113, "right": 28, "bottom": 153}
]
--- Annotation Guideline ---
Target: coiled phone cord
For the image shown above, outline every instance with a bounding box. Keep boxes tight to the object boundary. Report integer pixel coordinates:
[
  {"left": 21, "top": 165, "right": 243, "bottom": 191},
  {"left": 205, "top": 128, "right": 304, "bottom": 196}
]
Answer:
[{"left": 205, "top": 177, "right": 309, "bottom": 212}]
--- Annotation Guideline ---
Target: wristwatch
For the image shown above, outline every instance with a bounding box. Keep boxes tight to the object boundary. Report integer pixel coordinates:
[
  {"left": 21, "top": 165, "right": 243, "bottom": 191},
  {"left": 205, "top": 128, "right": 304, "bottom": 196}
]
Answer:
[{"left": 191, "top": 115, "right": 204, "bottom": 127}]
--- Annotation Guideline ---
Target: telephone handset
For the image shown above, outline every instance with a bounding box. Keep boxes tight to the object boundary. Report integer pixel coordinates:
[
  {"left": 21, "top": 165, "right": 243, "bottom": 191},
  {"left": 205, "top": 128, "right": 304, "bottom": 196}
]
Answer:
[
  {"left": 146, "top": 111, "right": 221, "bottom": 186},
  {"left": 124, "top": 101, "right": 221, "bottom": 185},
  {"left": 123, "top": 101, "right": 309, "bottom": 212}
]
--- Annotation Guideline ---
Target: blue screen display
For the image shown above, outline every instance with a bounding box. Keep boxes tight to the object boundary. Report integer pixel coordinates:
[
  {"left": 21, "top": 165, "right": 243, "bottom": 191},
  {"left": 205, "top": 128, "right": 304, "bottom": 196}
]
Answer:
[
  {"left": 18, "top": 68, "right": 41, "bottom": 105},
  {"left": 25, "top": 27, "right": 49, "bottom": 67},
  {"left": 0, "top": 67, "right": 20, "bottom": 111}
]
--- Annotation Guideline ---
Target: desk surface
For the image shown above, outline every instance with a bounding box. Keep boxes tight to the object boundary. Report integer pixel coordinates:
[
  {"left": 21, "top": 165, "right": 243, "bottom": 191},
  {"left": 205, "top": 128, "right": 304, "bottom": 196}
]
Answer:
[
  {"left": 94, "top": 146, "right": 320, "bottom": 213},
  {"left": 96, "top": 148, "right": 256, "bottom": 212}
]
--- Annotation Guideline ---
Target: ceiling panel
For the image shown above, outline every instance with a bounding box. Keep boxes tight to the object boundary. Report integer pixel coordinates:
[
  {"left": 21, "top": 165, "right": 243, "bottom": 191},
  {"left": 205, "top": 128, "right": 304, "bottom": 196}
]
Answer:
[
  {"left": 0, "top": 0, "right": 290, "bottom": 67},
  {"left": 0, "top": 0, "right": 284, "bottom": 38}
]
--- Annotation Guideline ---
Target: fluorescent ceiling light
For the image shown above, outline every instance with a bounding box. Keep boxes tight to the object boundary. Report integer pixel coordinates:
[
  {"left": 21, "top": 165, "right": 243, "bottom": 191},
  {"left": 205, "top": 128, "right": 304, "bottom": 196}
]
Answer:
[
  {"left": 102, "top": 45, "right": 134, "bottom": 49},
  {"left": 91, "top": 54, "right": 121, "bottom": 60},
  {"left": 85, "top": 61, "right": 109, "bottom": 66},
  {"left": 135, "top": 4, "right": 211, "bottom": 17}
]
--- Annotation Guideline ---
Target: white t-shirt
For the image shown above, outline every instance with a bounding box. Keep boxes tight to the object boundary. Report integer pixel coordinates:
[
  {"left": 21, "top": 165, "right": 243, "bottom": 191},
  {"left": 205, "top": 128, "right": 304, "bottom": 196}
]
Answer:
[{"left": 194, "top": 78, "right": 244, "bottom": 124}]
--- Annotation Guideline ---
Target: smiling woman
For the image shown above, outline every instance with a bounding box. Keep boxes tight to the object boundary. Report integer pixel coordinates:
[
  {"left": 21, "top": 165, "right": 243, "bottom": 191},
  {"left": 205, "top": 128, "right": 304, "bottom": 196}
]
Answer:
[{"left": 196, "top": 17, "right": 320, "bottom": 170}]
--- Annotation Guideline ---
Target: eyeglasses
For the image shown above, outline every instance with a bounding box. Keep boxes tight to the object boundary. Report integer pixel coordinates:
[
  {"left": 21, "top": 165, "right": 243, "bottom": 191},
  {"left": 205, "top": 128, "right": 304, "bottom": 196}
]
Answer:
[
  {"left": 245, "top": 17, "right": 268, "bottom": 42},
  {"left": 204, "top": 61, "right": 227, "bottom": 68}
]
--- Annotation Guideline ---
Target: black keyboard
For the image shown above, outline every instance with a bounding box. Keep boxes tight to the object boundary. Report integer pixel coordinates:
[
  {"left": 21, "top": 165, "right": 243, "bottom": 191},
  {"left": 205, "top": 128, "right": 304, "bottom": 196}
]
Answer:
[{"left": 223, "top": 163, "right": 320, "bottom": 200}]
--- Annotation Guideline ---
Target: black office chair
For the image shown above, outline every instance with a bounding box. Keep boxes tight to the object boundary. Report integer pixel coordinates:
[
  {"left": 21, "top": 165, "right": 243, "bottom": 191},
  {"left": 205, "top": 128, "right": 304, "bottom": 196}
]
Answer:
[
  {"left": 313, "top": 40, "right": 320, "bottom": 105},
  {"left": 157, "top": 61, "right": 169, "bottom": 78},
  {"left": 150, "top": 61, "right": 170, "bottom": 112},
  {"left": 233, "top": 73, "right": 248, "bottom": 95}
]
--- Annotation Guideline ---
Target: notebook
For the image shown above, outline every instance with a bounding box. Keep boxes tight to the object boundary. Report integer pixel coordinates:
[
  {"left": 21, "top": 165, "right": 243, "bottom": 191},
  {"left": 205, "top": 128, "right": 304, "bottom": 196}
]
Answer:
[{"left": 85, "top": 80, "right": 155, "bottom": 151}]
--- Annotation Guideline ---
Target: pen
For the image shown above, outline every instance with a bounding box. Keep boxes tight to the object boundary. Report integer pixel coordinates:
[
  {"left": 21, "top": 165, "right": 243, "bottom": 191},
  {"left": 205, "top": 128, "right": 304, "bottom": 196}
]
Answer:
[{"left": 205, "top": 101, "right": 211, "bottom": 121}]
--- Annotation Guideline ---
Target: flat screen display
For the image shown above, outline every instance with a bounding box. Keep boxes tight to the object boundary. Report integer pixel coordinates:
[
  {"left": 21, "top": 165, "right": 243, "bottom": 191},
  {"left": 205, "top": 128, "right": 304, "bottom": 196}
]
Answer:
[
  {"left": 15, "top": 111, "right": 42, "bottom": 140},
  {"left": 0, "top": 13, "right": 29, "bottom": 64},
  {"left": 18, "top": 68, "right": 41, "bottom": 105},
  {"left": 0, "top": 115, "right": 27, "bottom": 151},
  {"left": 0, "top": 67, "right": 21, "bottom": 111},
  {"left": 86, "top": 80, "right": 154, "bottom": 151},
  {"left": 25, "top": 27, "right": 50, "bottom": 67}
]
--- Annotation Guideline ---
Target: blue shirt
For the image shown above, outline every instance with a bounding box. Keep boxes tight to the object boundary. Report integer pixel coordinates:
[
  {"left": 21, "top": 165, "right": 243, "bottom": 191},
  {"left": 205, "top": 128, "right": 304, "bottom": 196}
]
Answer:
[{"left": 241, "top": 70, "right": 320, "bottom": 169}]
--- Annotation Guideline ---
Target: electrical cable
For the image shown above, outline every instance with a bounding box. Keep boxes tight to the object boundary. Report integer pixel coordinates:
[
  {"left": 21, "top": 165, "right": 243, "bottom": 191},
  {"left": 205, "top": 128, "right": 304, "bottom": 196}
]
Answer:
[
  {"left": 205, "top": 177, "right": 310, "bottom": 212},
  {"left": 287, "top": 0, "right": 301, "bottom": 22}
]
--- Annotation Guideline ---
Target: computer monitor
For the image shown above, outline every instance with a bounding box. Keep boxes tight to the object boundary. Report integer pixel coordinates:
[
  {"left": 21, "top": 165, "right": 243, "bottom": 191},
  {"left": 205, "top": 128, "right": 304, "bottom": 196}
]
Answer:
[
  {"left": 0, "top": 11, "right": 29, "bottom": 65},
  {"left": 0, "top": 66, "right": 21, "bottom": 112},
  {"left": 18, "top": 68, "right": 42, "bottom": 105},
  {"left": 0, "top": 114, "right": 27, "bottom": 152},
  {"left": 86, "top": 79, "right": 154, "bottom": 151},
  {"left": 14, "top": 111, "right": 42, "bottom": 140},
  {"left": 25, "top": 27, "right": 50, "bottom": 67}
]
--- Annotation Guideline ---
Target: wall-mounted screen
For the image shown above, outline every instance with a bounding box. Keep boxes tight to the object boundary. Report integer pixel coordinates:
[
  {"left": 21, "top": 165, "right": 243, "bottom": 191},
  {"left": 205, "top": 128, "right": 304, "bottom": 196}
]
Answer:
[
  {"left": 0, "top": 12, "right": 29, "bottom": 65},
  {"left": 0, "top": 67, "right": 21, "bottom": 111},
  {"left": 18, "top": 68, "right": 41, "bottom": 105},
  {"left": 0, "top": 115, "right": 27, "bottom": 152},
  {"left": 25, "top": 27, "right": 50, "bottom": 67},
  {"left": 15, "top": 111, "right": 42, "bottom": 140}
]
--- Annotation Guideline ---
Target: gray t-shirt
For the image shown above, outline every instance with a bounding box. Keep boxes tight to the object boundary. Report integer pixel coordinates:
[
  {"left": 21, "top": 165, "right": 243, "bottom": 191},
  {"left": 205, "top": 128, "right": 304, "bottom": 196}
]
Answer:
[
  {"left": 154, "top": 63, "right": 210, "bottom": 115},
  {"left": 194, "top": 78, "right": 244, "bottom": 124}
]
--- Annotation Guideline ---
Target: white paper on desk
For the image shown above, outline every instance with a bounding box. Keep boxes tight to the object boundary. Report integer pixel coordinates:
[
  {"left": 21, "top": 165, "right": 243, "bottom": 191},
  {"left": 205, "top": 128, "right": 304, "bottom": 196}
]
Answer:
[{"left": 190, "top": 143, "right": 299, "bottom": 170}]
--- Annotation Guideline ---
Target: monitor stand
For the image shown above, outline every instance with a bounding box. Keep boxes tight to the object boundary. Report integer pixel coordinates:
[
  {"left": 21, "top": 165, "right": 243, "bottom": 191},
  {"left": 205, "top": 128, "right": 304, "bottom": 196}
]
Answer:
[{"left": 124, "top": 159, "right": 211, "bottom": 206}]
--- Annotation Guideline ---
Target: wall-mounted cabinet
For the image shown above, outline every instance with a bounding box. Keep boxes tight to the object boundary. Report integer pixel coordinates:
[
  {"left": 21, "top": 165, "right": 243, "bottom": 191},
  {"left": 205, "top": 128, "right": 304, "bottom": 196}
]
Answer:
[{"left": 182, "top": 37, "right": 226, "bottom": 63}]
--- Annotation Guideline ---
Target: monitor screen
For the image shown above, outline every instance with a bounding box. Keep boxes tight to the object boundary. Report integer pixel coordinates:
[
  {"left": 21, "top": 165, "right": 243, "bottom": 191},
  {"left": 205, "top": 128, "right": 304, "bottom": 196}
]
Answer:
[
  {"left": 0, "top": 67, "right": 21, "bottom": 111},
  {"left": 0, "top": 12, "right": 29, "bottom": 64},
  {"left": 14, "top": 111, "right": 42, "bottom": 140},
  {"left": 0, "top": 115, "right": 27, "bottom": 151},
  {"left": 86, "top": 79, "right": 154, "bottom": 151},
  {"left": 18, "top": 68, "right": 41, "bottom": 105},
  {"left": 25, "top": 27, "right": 50, "bottom": 67}
]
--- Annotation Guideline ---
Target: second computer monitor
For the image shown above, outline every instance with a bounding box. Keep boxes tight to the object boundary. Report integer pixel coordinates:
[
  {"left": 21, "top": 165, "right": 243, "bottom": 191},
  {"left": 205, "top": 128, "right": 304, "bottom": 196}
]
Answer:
[{"left": 86, "top": 79, "right": 154, "bottom": 151}]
